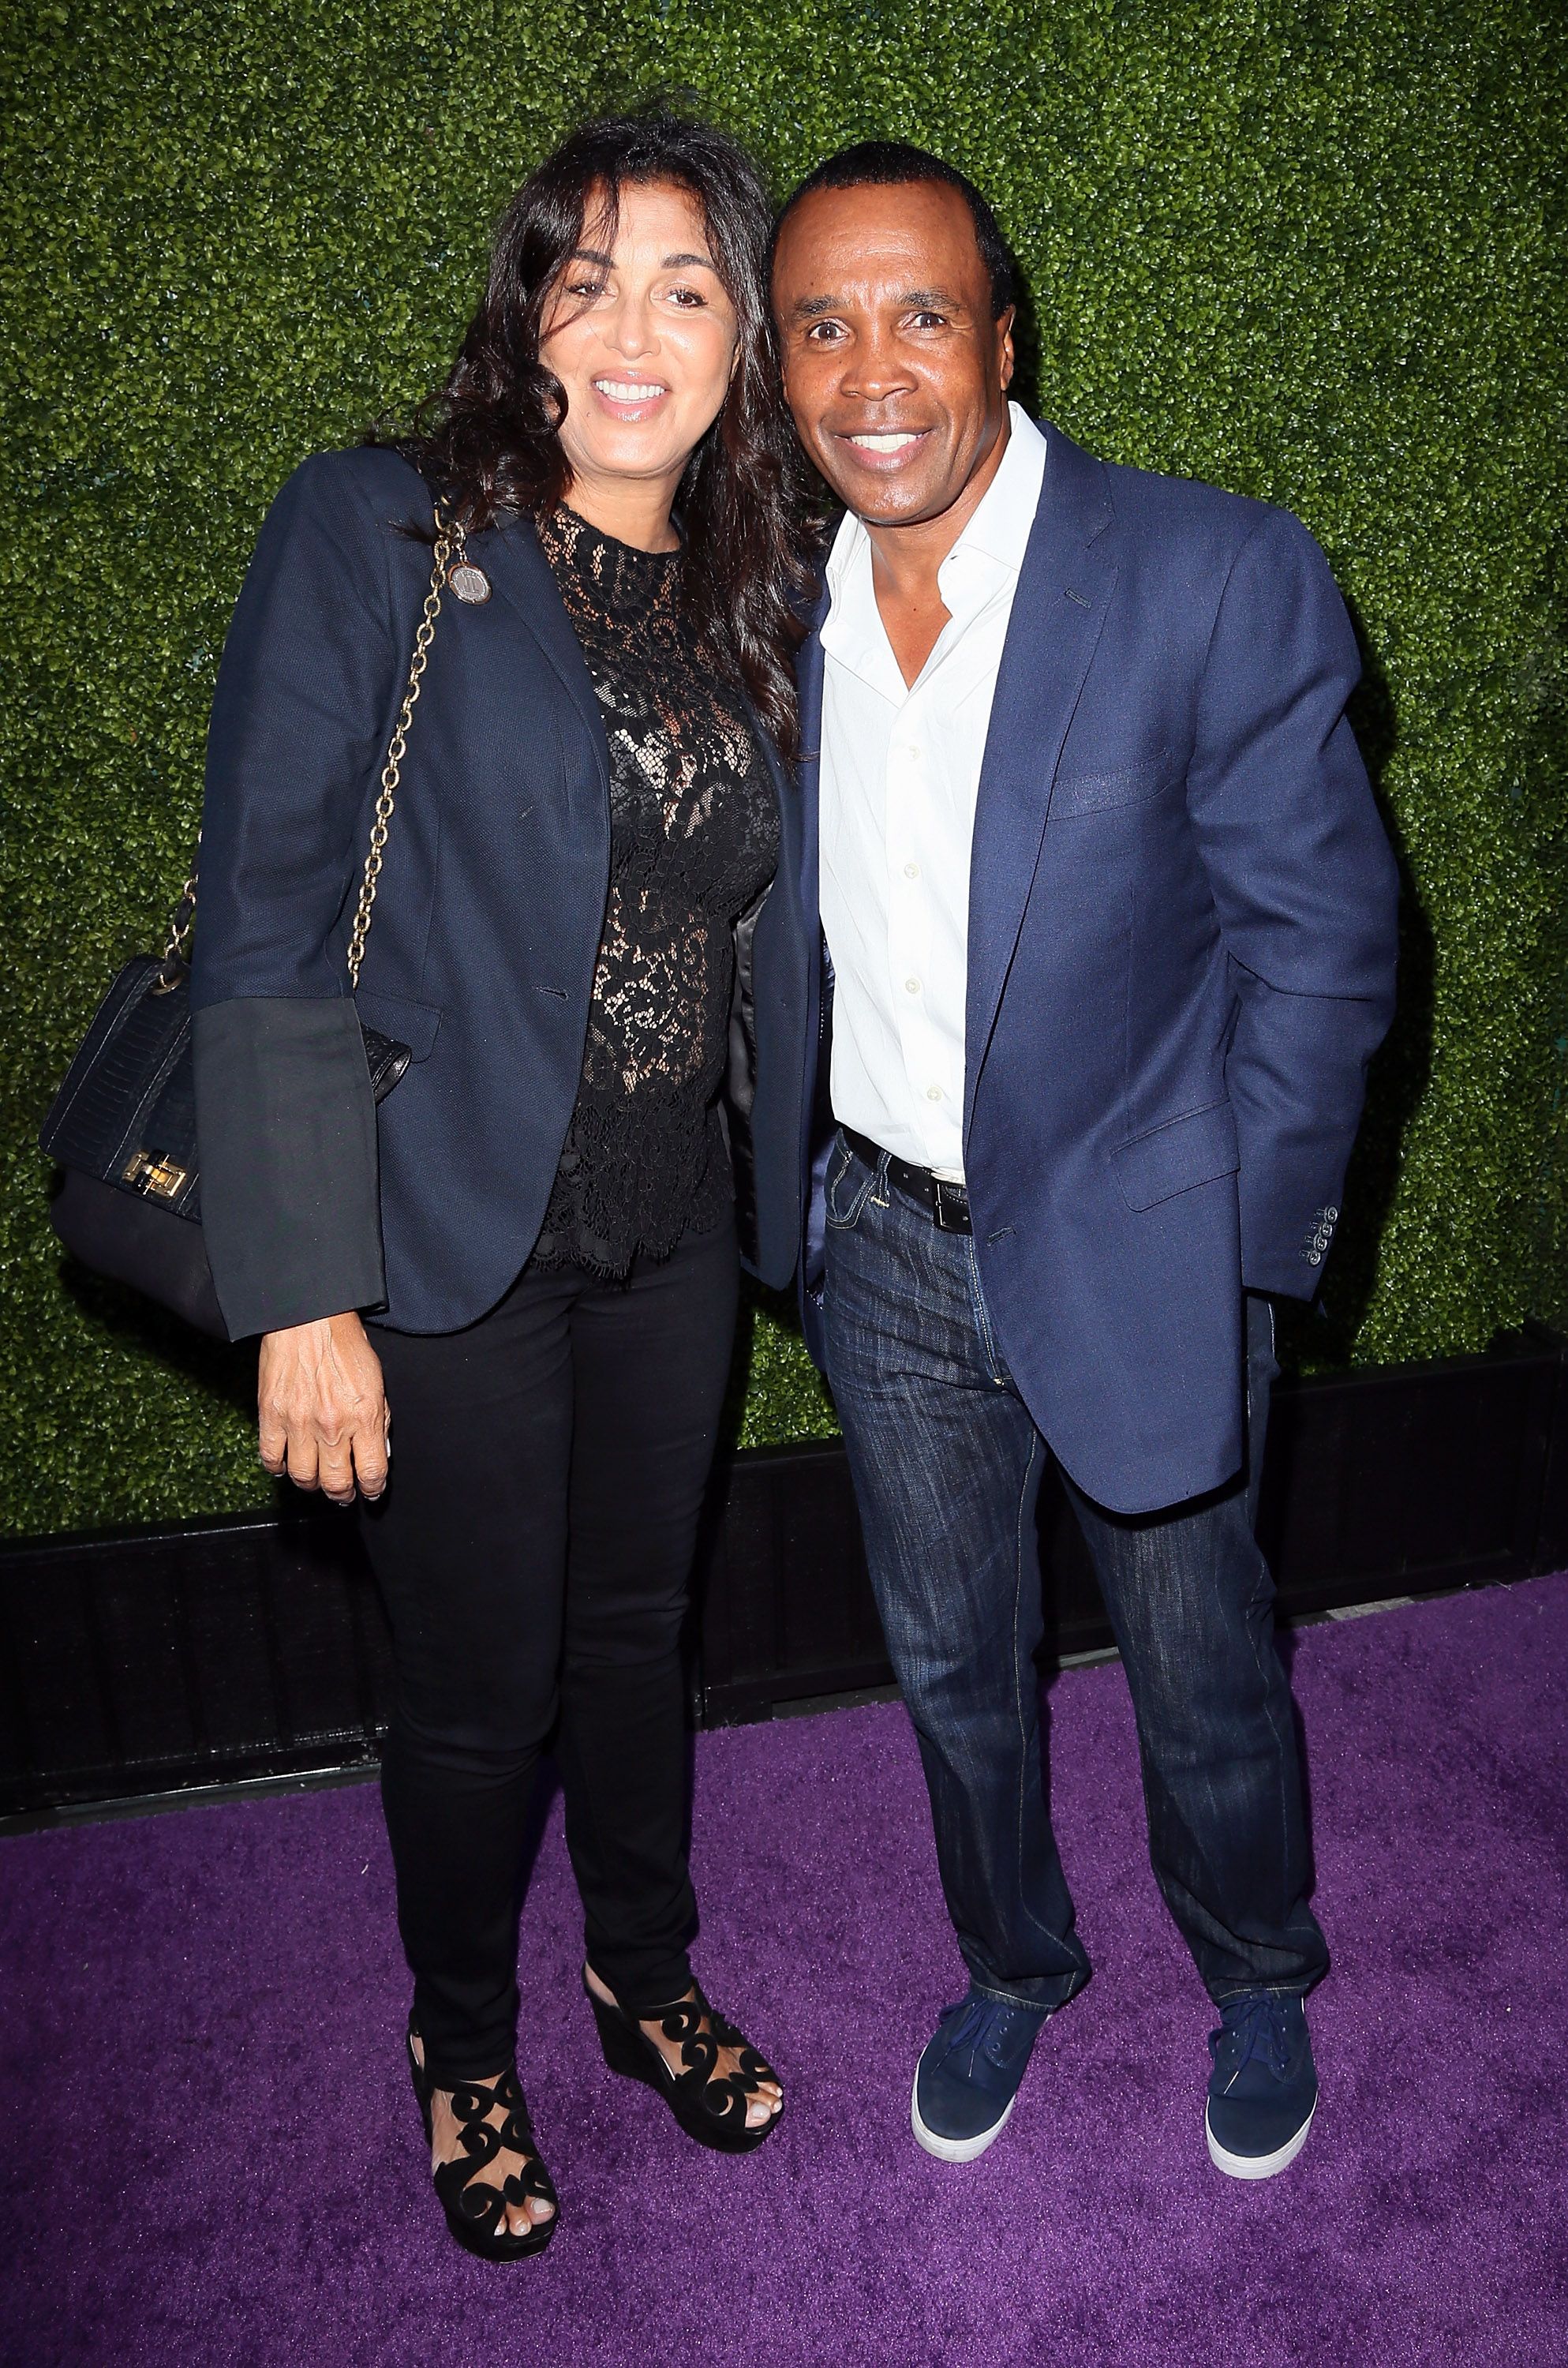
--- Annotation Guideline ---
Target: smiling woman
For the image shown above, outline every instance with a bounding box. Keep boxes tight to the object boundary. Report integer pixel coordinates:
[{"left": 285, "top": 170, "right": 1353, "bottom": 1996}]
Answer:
[
  {"left": 392, "top": 111, "right": 810, "bottom": 755},
  {"left": 541, "top": 185, "right": 742, "bottom": 545},
  {"left": 185, "top": 104, "right": 812, "bottom": 2268}
]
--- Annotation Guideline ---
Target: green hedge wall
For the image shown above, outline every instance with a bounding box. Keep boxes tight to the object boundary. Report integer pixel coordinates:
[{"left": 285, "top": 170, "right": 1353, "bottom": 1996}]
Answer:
[{"left": 2, "top": 0, "right": 1564, "bottom": 1538}]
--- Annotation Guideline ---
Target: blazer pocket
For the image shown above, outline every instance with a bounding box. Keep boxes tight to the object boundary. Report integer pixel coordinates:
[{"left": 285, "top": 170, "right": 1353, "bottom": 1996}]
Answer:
[
  {"left": 1050, "top": 750, "right": 1174, "bottom": 819},
  {"left": 354, "top": 989, "right": 442, "bottom": 1062},
  {"left": 1111, "top": 1098, "right": 1239, "bottom": 1211}
]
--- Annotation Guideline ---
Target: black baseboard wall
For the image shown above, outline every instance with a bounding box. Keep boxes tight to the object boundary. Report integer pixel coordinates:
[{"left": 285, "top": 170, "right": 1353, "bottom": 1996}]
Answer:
[{"left": 4, "top": 1324, "right": 1566, "bottom": 1819}]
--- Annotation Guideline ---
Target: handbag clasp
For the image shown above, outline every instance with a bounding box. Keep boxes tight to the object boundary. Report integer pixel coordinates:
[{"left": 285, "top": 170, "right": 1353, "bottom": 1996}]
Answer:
[{"left": 121, "top": 1149, "right": 188, "bottom": 1201}]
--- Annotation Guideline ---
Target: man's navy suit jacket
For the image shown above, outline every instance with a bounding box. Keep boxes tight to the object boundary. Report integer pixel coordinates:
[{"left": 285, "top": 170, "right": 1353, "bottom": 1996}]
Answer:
[
  {"left": 189, "top": 447, "right": 809, "bottom": 1339},
  {"left": 795, "top": 422, "right": 1400, "bottom": 1516}
]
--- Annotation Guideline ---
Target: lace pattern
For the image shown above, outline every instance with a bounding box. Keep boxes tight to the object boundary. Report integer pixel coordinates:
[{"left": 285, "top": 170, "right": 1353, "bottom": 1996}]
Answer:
[{"left": 530, "top": 507, "right": 779, "bottom": 1277}]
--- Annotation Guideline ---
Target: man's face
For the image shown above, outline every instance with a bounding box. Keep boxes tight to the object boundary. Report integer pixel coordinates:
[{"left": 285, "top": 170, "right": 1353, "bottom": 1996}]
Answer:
[{"left": 772, "top": 180, "right": 1014, "bottom": 530}]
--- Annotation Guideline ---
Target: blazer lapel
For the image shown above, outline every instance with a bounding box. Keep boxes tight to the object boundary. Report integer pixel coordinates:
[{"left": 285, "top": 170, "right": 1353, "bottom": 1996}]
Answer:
[
  {"left": 795, "top": 588, "right": 829, "bottom": 927},
  {"left": 473, "top": 512, "right": 610, "bottom": 788},
  {"left": 964, "top": 425, "right": 1117, "bottom": 1137}
]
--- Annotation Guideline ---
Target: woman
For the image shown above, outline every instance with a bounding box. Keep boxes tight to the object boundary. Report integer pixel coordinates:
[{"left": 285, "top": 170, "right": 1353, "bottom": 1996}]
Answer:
[{"left": 190, "top": 109, "right": 811, "bottom": 2261}]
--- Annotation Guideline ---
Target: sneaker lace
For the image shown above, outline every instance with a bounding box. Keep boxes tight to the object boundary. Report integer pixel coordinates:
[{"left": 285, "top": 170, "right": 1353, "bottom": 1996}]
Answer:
[
  {"left": 939, "top": 1994, "right": 1016, "bottom": 2063},
  {"left": 1220, "top": 1991, "right": 1293, "bottom": 2078}
]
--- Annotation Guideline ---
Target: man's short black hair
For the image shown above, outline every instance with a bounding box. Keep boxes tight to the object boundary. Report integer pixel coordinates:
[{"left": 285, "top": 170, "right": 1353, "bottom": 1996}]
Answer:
[{"left": 774, "top": 141, "right": 1016, "bottom": 320}]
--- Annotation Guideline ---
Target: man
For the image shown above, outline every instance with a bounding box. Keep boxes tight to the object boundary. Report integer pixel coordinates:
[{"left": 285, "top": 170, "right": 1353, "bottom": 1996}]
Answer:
[{"left": 771, "top": 143, "right": 1398, "bottom": 2179}]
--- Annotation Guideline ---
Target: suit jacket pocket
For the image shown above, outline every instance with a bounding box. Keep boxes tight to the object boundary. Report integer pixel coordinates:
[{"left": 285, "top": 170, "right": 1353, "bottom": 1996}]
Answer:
[
  {"left": 354, "top": 989, "right": 442, "bottom": 1062},
  {"left": 1111, "top": 1098, "right": 1239, "bottom": 1211},
  {"left": 1050, "top": 750, "right": 1174, "bottom": 819}
]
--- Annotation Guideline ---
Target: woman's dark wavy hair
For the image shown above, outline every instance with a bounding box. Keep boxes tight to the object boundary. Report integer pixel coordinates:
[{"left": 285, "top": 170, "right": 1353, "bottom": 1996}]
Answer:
[{"left": 392, "top": 107, "right": 810, "bottom": 758}]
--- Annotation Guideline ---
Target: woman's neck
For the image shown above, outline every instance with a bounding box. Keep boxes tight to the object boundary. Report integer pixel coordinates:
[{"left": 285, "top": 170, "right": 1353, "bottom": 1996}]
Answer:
[{"left": 560, "top": 470, "right": 681, "bottom": 554}]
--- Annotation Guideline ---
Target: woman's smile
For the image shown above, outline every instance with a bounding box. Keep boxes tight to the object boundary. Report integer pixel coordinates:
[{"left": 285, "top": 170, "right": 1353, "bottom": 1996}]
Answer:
[{"left": 589, "top": 373, "right": 672, "bottom": 419}]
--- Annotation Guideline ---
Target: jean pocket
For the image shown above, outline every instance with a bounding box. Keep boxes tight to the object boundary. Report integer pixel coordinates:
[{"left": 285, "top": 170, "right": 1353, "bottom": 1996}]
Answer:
[{"left": 825, "top": 1133, "right": 875, "bottom": 1230}]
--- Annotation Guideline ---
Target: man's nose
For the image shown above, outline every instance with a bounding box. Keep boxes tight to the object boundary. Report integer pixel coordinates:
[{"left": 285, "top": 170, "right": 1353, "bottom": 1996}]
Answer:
[{"left": 840, "top": 325, "right": 917, "bottom": 403}]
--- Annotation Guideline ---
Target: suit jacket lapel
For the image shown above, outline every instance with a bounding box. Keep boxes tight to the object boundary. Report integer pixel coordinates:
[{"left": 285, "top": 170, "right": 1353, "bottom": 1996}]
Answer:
[
  {"left": 473, "top": 511, "right": 610, "bottom": 788},
  {"left": 964, "top": 425, "right": 1117, "bottom": 1139},
  {"left": 795, "top": 591, "right": 829, "bottom": 926}
]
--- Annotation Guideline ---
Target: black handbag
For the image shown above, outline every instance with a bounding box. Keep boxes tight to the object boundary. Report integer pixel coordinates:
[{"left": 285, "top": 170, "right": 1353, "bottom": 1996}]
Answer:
[{"left": 39, "top": 511, "right": 464, "bottom": 1339}]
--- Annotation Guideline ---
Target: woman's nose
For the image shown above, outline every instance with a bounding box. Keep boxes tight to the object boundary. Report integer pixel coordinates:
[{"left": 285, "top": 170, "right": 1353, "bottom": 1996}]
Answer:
[{"left": 605, "top": 294, "right": 655, "bottom": 358}]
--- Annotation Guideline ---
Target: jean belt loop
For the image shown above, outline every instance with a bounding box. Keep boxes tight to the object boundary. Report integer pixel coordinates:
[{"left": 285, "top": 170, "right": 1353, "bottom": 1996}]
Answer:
[{"left": 871, "top": 1148, "right": 892, "bottom": 1208}]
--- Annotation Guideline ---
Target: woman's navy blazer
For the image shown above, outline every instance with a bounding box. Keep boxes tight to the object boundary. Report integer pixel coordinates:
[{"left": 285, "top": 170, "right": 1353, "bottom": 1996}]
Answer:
[{"left": 189, "top": 447, "right": 810, "bottom": 1339}]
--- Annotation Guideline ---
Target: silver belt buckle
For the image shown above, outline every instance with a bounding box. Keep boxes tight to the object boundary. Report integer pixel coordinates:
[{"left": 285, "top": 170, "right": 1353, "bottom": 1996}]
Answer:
[{"left": 932, "top": 1177, "right": 967, "bottom": 1231}]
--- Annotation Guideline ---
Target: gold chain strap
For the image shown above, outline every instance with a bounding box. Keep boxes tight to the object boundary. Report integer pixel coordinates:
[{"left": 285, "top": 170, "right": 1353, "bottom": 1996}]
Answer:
[
  {"left": 152, "top": 508, "right": 461, "bottom": 991},
  {"left": 346, "top": 511, "right": 457, "bottom": 988},
  {"left": 161, "top": 849, "right": 201, "bottom": 966}
]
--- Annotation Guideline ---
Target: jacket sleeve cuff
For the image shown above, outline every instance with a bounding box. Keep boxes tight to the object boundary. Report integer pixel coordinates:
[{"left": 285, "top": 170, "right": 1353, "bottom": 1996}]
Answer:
[{"left": 193, "top": 996, "right": 387, "bottom": 1337}]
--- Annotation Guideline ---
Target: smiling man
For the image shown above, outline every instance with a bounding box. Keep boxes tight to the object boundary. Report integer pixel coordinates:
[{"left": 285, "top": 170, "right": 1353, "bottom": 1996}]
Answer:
[{"left": 772, "top": 144, "right": 1399, "bottom": 2179}]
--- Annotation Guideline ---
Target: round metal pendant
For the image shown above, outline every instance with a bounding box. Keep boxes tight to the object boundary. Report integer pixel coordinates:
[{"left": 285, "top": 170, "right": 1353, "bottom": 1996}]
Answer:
[{"left": 449, "top": 562, "right": 492, "bottom": 605}]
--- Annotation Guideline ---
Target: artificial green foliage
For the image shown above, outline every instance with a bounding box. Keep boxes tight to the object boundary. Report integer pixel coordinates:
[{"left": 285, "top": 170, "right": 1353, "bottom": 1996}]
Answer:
[{"left": 2, "top": 0, "right": 1563, "bottom": 1536}]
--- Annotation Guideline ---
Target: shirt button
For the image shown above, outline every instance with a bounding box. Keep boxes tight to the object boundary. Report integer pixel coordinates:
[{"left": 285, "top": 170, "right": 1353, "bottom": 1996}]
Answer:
[
  {"left": 904, "top": 863, "right": 920, "bottom": 879},
  {"left": 926, "top": 1085, "right": 942, "bottom": 1102},
  {"left": 905, "top": 977, "right": 920, "bottom": 995}
]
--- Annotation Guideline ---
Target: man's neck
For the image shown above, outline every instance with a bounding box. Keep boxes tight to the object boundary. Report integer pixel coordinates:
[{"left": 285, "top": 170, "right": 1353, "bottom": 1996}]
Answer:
[{"left": 863, "top": 412, "right": 1012, "bottom": 689}]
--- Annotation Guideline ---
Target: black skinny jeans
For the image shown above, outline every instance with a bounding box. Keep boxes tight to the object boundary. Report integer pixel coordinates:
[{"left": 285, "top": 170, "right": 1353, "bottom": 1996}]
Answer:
[{"left": 360, "top": 1217, "right": 738, "bottom": 2087}]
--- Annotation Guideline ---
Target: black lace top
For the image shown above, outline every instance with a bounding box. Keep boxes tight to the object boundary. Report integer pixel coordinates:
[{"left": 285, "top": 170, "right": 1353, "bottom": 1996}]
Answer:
[{"left": 529, "top": 507, "right": 780, "bottom": 1277}]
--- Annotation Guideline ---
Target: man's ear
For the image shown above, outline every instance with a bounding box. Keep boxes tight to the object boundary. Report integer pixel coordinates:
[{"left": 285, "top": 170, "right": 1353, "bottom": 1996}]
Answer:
[{"left": 997, "top": 305, "right": 1016, "bottom": 392}]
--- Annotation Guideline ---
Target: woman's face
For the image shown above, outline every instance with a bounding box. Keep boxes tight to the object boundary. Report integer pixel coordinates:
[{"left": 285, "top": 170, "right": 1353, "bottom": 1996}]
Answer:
[{"left": 541, "top": 180, "right": 740, "bottom": 510}]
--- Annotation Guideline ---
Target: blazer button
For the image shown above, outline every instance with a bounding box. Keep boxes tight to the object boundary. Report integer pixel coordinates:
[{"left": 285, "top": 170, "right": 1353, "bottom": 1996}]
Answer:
[{"left": 1306, "top": 1250, "right": 1322, "bottom": 1266}]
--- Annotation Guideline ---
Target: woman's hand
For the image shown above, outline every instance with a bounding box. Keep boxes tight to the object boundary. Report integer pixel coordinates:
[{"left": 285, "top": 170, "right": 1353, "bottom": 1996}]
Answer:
[{"left": 257, "top": 1313, "right": 390, "bottom": 1505}]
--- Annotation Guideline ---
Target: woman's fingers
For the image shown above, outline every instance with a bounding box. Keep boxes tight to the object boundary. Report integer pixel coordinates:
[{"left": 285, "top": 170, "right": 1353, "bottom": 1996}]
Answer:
[
  {"left": 257, "top": 1403, "right": 290, "bottom": 1478},
  {"left": 258, "top": 1313, "right": 390, "bottom": 1503},
  {"left": 353, "top": 1412, "right": 390, "bottom": 1502},
  {"left": 315, "top": 1433, "right": 357, "bottom": 1505}
]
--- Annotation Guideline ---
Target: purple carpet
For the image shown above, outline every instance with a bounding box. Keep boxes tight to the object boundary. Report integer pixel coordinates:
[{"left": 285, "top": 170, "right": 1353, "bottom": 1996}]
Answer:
[{"left": 6, "top": 1579, "right": 1568, "bottom": 2367}]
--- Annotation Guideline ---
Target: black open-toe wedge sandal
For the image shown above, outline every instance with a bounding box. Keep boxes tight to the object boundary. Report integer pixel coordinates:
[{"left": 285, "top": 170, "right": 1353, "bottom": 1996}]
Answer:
[
  {"left": 406, "top": 2018, "right": 559, "bottom": 2261},
  {"left": 584, "top": 1972, "right": 782, "bottom": 2155}
]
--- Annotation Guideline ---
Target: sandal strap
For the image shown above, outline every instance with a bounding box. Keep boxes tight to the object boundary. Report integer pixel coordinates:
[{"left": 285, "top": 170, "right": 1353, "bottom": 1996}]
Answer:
[
  {"left": 631, "top": 1980, "right": 779, "bottom": 2126},
  {"left": 434, "top": 2064, "right": 558, "bottom": 2216}
]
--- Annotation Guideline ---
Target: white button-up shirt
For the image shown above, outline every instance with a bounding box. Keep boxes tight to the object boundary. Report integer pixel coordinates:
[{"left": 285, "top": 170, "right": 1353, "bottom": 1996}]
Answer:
[{"left": 818, "top": 404, "right": 1047, "bottom": 1181}]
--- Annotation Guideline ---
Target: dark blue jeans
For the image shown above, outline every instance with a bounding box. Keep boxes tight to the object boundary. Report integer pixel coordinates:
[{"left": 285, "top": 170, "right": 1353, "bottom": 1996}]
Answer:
[{"left": 823, "top": 1130, "right": 1327, "bottom": 2011}]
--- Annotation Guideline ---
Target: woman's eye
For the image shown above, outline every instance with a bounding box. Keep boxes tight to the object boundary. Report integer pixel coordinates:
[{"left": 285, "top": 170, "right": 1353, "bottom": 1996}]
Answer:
[
  {"left": 668, "top": 284, "right": 707, "bottom": 308},
  {"left": 567, "top": 277, "right": 606, "bottom": 300}
]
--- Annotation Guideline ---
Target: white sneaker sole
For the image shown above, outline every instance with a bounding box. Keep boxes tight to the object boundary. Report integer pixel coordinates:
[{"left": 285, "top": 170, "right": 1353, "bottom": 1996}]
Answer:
[
  {"left": 1205, "top": 2096, "right": 1317, "bottom": 2180},
  {"left": 910, "top": 2063, "right": 1016, "bottom": 2162}
]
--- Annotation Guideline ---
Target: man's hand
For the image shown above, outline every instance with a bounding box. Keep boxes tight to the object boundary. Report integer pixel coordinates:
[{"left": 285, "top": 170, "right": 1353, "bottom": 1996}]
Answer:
[{"left": 257, "top": 1312, "right": 390, "bottom": 1504}]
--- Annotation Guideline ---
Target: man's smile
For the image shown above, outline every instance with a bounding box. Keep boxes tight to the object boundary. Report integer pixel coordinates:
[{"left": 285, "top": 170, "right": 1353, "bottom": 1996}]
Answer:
[{"left": 836, "top": 425, "right": 934, "bottom": 468}]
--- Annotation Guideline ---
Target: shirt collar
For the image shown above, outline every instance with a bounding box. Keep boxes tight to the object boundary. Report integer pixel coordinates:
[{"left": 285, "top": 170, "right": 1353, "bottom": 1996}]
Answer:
[
  {"left": 943, "top": 403, "right": 1047, "bottom": 579},
  {"left": 821, "top": 403, "right": 1047, "bottom": 668}
]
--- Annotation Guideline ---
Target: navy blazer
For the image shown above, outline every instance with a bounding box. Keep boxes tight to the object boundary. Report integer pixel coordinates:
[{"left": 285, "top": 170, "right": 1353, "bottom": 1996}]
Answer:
[
  {"left": 190, "top": 447, "right": 809, "bottom": 1337},
  {"left": 797, "top": 423, "right": 1400, "bottom": 1515}
]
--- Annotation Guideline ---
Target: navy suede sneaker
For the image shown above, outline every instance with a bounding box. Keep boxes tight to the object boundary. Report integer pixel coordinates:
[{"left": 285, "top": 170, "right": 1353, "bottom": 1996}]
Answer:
[
  {"left": 911, "top": 1988, "right": 1050, "bottom": 2162},
  {"left": 1205, "top": 1990, "right": 1318, "bottom": 2179}
]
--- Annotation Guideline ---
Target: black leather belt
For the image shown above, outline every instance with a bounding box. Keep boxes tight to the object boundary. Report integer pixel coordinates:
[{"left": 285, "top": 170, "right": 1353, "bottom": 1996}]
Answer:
[{"left": 842, "top": 1126, "right": 972, "bottom": 1234}]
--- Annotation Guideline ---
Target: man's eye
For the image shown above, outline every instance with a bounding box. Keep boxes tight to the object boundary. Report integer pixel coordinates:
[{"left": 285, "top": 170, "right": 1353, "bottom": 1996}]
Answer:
[
  {"left": 805, "top": 320, "right": 845, "bottom": 343},
  {"left": 910, "top": 311, "right": 946, "bottom": 329}
]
